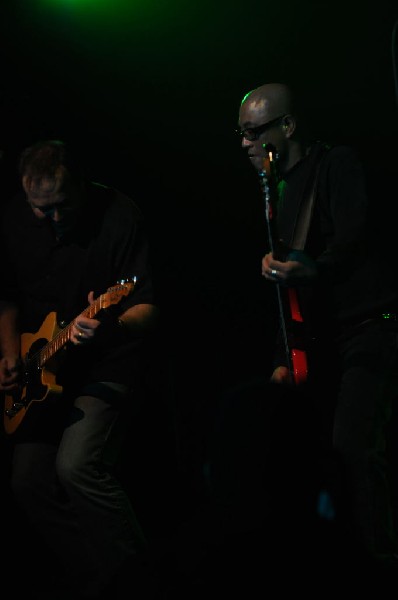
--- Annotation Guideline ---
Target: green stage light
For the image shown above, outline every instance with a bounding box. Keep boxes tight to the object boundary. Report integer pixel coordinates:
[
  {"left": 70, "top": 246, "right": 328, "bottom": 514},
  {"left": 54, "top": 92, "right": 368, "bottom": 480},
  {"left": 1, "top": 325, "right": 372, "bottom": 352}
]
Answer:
[{"left": 37, "top": 0, "right": 185, "bottom": 29}]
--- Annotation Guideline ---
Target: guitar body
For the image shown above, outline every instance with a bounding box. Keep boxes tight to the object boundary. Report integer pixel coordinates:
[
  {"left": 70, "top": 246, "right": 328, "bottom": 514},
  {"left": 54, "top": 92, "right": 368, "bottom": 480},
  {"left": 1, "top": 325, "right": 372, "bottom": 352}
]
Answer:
[
  {"left": 3, "top": 279, "right": 136, "bottom": 435},
  {"left": 4, "top": 312, "right": 64, "bottom": 435}
]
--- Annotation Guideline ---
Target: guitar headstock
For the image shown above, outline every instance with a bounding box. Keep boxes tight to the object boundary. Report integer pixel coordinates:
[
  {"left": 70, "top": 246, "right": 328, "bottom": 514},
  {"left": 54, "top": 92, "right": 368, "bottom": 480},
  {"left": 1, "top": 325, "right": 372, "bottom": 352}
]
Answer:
[
  {"left": 260, "top": 143, "right": 279, "bottom": 179},
  {"left": 259, "top": 145, "right": 280, "bottom": 224},
  {"left": 102, "top": 277, "right": 137, "bottom": 308}
]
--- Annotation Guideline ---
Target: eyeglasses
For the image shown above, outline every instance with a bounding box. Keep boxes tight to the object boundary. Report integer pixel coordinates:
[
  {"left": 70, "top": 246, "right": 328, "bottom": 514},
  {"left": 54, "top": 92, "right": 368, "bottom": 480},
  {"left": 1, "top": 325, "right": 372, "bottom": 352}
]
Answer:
[{"left": 235, "top": 115, "right": 286, "bottom": 141}]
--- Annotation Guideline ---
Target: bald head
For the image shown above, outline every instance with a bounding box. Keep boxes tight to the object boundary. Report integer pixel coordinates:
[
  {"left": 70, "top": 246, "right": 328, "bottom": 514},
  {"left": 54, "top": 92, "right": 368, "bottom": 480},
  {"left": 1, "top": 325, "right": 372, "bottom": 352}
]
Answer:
[
  {"left": 238, "top": 82, "right": 307, "bottom": 174},
  {"left": 241, "top": 83, "right": 294, "bottom": 121}
]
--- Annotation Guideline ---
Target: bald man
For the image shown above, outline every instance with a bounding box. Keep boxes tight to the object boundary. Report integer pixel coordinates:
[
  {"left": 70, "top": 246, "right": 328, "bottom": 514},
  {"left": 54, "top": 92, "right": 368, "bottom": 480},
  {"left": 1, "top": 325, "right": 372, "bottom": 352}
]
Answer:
[{"left": 235, "top": 82, "right": 398, "bottom": 577}]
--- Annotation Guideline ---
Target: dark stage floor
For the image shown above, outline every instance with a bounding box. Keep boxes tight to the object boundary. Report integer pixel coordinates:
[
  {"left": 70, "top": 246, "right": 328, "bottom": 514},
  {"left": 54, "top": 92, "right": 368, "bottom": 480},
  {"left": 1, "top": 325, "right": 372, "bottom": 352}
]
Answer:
[{"left": 7, "top": 493, "right": 397, "bottom": 600}]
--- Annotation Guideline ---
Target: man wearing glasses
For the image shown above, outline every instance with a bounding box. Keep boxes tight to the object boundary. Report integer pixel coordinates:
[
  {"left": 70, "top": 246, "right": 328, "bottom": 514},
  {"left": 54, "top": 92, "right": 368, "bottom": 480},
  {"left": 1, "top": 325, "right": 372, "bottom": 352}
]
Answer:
[{"left": 232, "top": 83, "right": 398, "bottom": 582}]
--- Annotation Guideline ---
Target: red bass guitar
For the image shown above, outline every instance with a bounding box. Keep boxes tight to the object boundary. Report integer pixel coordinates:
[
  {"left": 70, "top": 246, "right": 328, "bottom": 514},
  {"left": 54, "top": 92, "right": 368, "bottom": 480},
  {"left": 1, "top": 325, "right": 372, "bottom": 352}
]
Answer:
[{"left": 259, "top": 146, "right": 308, "bottom": 386}]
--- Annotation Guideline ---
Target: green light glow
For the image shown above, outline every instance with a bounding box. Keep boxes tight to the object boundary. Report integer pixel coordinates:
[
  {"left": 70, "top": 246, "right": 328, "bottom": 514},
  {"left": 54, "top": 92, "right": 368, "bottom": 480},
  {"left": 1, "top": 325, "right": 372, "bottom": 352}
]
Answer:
[
  {"left": 41, "top": 0, "right": 147, "bottom": 8},
  {"left": 39, "top": 0, "right": 176, "bottom": 19},
  {"left": 37, "top": 0, "right": 191, "bottom": 35}
]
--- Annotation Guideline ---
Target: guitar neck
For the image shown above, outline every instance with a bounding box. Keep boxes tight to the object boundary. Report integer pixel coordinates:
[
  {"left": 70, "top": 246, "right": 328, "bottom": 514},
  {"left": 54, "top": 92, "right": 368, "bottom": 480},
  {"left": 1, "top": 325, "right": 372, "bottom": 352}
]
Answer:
[
  {"left": 36, "top": 296, "right": 104, "bottom": 368},
  {"left": 34, "top": 281, "right": 135, "bottom": 369}
]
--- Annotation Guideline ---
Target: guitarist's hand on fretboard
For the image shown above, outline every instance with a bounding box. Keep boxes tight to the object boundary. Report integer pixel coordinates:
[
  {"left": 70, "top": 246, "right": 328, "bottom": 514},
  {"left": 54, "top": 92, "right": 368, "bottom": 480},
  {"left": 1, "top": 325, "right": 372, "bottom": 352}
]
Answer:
[
  {"left": 261, "top": 250, "right": 318, "bottom": 286},
  {"left": 71, "top": 292, "right": 100, "bottom": 345},
  {"left": 71, "top": 316, "right": 100, "bottom": 345}
]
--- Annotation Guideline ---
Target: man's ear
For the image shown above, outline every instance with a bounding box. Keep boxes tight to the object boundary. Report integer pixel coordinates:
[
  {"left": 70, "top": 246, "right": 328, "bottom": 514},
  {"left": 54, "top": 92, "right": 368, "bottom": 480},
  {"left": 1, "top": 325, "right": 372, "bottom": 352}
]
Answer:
[
  {"left": 282, "top": 114, "right": 296, "bottom": 137},
  {"left": 21, "top": 174, "right": 30, "bottom": 194}
]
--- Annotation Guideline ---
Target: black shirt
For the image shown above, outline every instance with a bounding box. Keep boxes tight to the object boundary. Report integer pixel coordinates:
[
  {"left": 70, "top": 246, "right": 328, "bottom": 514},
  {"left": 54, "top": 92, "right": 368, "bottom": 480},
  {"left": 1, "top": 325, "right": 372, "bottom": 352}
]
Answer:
[
  {"left": 271, "top": 143, "right": 398, "bottom": 371},
  {"left": 0, "top": 181, "right": 157, "bottom": 389},
  {"left": 278, "top": 143, "right": 398, "bottom": 330}
]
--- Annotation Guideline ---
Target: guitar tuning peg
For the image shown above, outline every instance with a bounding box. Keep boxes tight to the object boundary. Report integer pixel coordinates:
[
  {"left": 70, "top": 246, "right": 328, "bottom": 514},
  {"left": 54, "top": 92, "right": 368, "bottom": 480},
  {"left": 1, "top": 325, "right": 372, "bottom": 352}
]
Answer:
[{"left": 117, "top": 276, "right": 137, "bottom": 285}]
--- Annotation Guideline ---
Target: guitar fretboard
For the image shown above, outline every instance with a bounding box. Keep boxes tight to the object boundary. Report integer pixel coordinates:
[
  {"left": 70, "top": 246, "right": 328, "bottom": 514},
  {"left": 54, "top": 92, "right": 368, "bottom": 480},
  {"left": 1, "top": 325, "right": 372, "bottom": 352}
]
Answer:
[{"left": 29, "top": 282, "right": 135, "bottom": 369}]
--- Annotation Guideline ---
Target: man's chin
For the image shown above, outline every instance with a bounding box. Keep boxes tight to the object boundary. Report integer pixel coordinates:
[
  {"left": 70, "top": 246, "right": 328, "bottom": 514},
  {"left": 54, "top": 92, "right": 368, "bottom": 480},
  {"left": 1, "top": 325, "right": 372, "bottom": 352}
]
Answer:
[{"left": 249, "top": 156, "right": 264, "bottom": 172}]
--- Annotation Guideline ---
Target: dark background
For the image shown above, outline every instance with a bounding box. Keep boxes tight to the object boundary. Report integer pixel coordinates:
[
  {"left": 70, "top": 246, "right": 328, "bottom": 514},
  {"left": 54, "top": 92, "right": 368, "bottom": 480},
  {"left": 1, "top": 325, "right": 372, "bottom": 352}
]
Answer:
[
  {"left": 2, "top": 0, "right": 397, "bottom": 384},
  {"left": 1, "top": 1, "right": 398, "bottom": 589}
]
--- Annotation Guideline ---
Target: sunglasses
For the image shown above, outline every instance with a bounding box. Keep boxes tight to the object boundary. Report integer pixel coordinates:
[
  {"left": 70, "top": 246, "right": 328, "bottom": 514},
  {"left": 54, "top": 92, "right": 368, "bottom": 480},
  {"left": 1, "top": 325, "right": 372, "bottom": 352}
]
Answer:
[{"left": 236, "top": 115, "right": 286, "bottom": 141}]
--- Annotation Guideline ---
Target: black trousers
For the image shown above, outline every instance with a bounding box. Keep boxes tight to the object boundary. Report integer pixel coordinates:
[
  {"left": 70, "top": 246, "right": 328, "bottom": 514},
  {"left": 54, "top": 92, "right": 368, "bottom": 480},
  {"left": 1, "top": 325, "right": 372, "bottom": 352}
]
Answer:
[
  {"left": 208, "top": 319, "right": 398, "bottom": 565},
  {"left": 333, "top": 319, "right": 398, "bottom": 560}
]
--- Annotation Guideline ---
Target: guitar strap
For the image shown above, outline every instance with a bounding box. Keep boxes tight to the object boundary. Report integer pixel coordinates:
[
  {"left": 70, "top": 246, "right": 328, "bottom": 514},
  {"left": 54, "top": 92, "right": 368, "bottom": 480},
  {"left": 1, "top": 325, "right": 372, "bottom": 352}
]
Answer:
[{"left": 289, "top": 142, "right": 330, "bottom": 250}]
